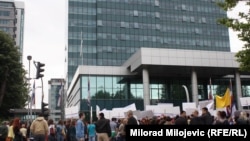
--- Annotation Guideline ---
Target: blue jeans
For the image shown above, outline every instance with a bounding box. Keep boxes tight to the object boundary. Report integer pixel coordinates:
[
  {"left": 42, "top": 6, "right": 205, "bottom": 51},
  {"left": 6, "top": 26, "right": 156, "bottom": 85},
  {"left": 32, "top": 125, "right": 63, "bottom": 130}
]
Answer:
[{"left": 88, "top": 136, "right": 95, "bottom": 141}]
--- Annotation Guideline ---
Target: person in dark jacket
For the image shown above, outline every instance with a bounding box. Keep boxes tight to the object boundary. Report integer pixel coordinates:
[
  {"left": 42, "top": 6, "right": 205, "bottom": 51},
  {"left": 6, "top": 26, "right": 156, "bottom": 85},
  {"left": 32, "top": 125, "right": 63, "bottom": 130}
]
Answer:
[
  {"left": 0, "top": 121, "right": 8, "bottom": 141},
  {"left": 126, "top": 110, "right": 138, "bottom": 125},
  {"left": 200, "top": 107, "right": 214, "bottom": 125},
  {"left": 69, "top": 119, "right": 77, "bottom": 141},
  {"left": 95, "top": 113, "right": 111, "bottom": 141},
  {"left": 190, "top": 110, "right": 203, "bottom": 125},
  {"left": 174, "top": 111, "right": 188, "bottom": 125}
]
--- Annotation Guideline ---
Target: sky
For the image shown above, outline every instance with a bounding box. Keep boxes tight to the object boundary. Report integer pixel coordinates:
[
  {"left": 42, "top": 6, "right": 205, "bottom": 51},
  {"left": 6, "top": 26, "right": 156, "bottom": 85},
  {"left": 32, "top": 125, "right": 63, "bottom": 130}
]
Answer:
[
  {"left": 19, "top": 0, "right": 248, "bottom": 108},
  {"left": 21, "top": 0, "right": 66, "bottom": 107}
]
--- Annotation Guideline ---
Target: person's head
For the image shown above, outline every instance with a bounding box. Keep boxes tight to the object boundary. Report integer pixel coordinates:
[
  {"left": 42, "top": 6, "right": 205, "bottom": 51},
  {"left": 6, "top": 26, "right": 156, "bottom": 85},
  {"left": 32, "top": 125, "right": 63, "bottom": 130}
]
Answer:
[
  {"left": 12, "top": 117, "right": 20, "bottom": 128},
  {"left": 70, "top": 119, "right": 76, "bottom": 126},
  {"left": 216, "top": 111, "right": 222, "bottom": 119},
  {"left": 239, "top": 111, "right": 248, "bottom": 120},
  {"left": 48, "top": 119, "right": 54, "bottom": 125},
  {"left": 79, "top": 112, "right": 85, "bottom": 120},
  {"left": 122, "top": 118, "right": 128, "bottom": 124},
  {"left": 127, "top": 110, "right": 133, "bottom": 118},
  {"left": 58, "top": 119, "right": 63, "bottom": 125},
  {"left": 220, "top": 111, "right": 227, "bottom": 119},
  {"left": 21, "top": 123, "right": 26, "bottom": 128},
  {"left": 192, "top": 110, "right": 199, "bottom": 117},
  {"left": 99, "top": 113, "right": 104, "bottom": 119},
  {"left": 38, "top": 112, "right": 43, "bottom": 117},
  {"left": 66, "top": 119, "right": 71, "bottom": 125},
  {"left": 202, "top": 107, "right": 208, "bottom": 114},
  {"left": 180, "top": 110, "right": 186, "bottom": 117},
  {"left": 111, "top": 118, "right": 116, "bottom": 122}
]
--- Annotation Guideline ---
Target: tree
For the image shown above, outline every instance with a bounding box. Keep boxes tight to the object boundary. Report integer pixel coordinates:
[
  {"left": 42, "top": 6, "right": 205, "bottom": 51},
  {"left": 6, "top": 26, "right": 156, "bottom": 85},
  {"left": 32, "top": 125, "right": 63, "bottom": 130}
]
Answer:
[
  {"left": 217, "top": 0, "right": 250, "bottom": 72},
  {"left": 0, "top": 31, "right": 29, "bottom": 119}
]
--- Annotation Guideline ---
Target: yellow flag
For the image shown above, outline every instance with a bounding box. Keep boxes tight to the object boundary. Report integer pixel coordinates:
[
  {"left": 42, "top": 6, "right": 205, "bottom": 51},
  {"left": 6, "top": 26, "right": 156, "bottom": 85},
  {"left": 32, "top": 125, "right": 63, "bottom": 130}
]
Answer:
[{"left": 215, "top": 88, "right": 231, "bottom": 108}]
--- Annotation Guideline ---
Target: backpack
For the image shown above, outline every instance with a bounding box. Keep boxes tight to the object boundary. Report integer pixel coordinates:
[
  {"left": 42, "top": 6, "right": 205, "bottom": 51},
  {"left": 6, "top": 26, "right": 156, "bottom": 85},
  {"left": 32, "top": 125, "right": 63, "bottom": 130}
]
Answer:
[{"left": 50, "top": 127, "right": 55, "bottom": 136}]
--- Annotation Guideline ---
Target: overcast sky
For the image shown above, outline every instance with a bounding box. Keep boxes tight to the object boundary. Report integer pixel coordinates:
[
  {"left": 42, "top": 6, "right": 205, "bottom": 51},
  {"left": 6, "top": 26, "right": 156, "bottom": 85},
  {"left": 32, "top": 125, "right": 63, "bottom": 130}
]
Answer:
[{"left": 19, "top": 0, "right": 248, "bottom": 108}]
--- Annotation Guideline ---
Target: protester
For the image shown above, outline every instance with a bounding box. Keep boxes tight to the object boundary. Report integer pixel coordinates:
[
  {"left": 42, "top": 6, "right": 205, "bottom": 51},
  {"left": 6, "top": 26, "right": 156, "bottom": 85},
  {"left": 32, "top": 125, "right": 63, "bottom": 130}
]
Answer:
[
  {"left": 56, "top": 120, "right": 65, "bottom": 141},
  {"left": 76, "top": 113, "right": 85, "bottom": 141},
  {"left": 30, "top": 113, "right": 49, "bottom": 141},
  {"left": 126, "top": 110, "right": 138, "bottom": 125},
  {"left": 87, "top": 121, "right": 96, "bottom": 141},
  {"left": 48, "top": 119, "right": 56, "bottom": 141},
  {"left": 20, "top": 123, "right": 27, "bottom": 141},
  {"left": 95, "top": 113, "right": 111, "bottom": 141},
  {"left": 174, "top": 111, "right": 188, "bottom": 125},
  {"left": 0, "top": 121, "right": 8, "bottom": 141}
]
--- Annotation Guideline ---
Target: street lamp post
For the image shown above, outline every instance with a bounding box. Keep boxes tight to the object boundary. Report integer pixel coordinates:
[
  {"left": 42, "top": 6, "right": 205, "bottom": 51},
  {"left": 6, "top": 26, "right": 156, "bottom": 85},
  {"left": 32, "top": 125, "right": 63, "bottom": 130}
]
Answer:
[
  {"left": 27, "top": 55, "right": 32, "bottom": 121},
  {"left": 27, "top": 56, "right": 32, "bottom": 79}
]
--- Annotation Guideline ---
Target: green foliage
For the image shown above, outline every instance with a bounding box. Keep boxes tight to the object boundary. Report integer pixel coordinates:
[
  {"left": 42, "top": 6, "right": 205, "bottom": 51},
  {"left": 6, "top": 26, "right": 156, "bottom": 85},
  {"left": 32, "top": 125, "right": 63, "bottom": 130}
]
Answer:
[
  {"left": 217, "top": 0, "right": 238, "bottom": 10},
  {"left": 0, "top": 31, "right": 29, "bottom": 119},
  {"left": 217, "top": 1, "right": 250, "bottom": 72}
]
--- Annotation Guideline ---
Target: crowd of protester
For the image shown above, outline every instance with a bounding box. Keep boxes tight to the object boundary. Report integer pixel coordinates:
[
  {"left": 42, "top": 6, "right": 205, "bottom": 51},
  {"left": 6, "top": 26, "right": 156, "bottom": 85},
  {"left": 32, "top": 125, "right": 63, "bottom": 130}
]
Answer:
[
  {"left": 0, "top": 107, "right": 250, "bottom": 141},
  {"left": 137, "top": 107, "right": 250, "bottom": 125}
]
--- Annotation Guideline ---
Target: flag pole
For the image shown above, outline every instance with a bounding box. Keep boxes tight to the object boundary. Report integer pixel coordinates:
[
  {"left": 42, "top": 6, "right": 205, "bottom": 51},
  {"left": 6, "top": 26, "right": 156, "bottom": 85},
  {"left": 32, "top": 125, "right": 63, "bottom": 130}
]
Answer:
[
  {"left": 90, "top": 106, "right": 92, "bottom": 123},
  {"left": 80, "top": 31, "right": 83, "bottom": 65},
  {"left": 88, "top": 74, "right": 91, "bottom": 122},
  {"left": 209, "top": 77, "right": 212, "bottom": 100}
]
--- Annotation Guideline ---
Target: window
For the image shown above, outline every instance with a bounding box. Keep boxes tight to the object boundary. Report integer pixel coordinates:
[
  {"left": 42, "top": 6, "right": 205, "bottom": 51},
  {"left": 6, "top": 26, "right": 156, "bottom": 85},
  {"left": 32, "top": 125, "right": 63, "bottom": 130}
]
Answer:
[
  {"left": 121, "top": 22, "right": 125, "bottom": 28},
  {"left": 201, "top": 17, "right": 206, "bottom": 23},
  {"left": 156, "top": 24, "right": 161, "bottom": 30},
  {"left": 121, "top": 22, "right": 129, "bottom": 28},
  {"left": 134, "top": 23, "right": 139, "bottom": 28},
  {"left": 195, "top": 28, "right": 201, "bottom": 34},
  {"left": 155, "top": 0, "right": 159, "bottom": 6},
  {"left": 97, "top": 20, "right": 103, "bottom": 26},
  {"left": 190, "top": 17, "right": 195, "bottom": 22},
  {"left": 155, "top": 12, "right": 160, "bottom": 18},
  {"left": 121, "top": 34, "right": 126, "bottom": 40},
  {"left": 133, "top": 10, "right": 138, "bottom": 16},
  {"left": 182, "top": 16, "right": 188, "bottom": 22},
  {"left": 181, "top": 4, "right": 186, "bottom": 11}
]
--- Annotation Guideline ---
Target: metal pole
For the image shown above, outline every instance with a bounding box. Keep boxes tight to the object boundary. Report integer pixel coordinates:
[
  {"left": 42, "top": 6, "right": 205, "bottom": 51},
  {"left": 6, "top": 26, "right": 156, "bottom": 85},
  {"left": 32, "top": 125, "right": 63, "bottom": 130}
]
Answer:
[
  {"left": 27, "top": 56, "right": 32, "bottom": 122},
  {"left": 41, "top": 77, "right": 44, "bottom": 102}
]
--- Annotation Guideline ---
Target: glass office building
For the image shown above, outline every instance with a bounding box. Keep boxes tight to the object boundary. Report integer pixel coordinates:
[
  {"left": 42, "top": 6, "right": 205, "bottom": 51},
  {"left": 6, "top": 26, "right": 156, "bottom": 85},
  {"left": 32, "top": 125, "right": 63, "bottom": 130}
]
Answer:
[
  {"left": 66, "top": 0, "right": 247, "bottom": 115},
  {"left": 48, "top": 79, "right": 65, "bottom": 122},
  {"left": 67, "top": 0, "right": 229, "bottom": 85},
  {"left": 0, "top": 0, "right": 24, "bottom": 61}
]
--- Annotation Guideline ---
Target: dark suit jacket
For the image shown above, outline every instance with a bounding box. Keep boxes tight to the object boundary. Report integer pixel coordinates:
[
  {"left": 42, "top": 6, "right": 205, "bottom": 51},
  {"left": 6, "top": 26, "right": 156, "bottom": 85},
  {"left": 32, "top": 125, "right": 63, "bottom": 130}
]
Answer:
[{"left": 174, "top": 117, "right": 188, "bottom": 125}]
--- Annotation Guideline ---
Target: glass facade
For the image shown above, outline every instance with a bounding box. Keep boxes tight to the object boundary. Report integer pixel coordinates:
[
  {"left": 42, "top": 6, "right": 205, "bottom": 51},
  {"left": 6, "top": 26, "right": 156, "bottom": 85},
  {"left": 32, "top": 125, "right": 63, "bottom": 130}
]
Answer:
[
  {"left": 50, "top": 85, "right": 62, "bottom": 110},
  {"left": 0, "top": 2, "right": 16, "bottom": 38},
  {"left": 71, "top": 75, "right": 249, "bottom": 112},
  {"left": 18, "top": 8, "right": 25, "bottom": 61},
  {"left": 67, "top": 0, "right": 230, "bottom": 85},
  {"left": 0, "top": 1, "right": 25, "bottom": 62},
  {"left": 49, "top": 79, "right": 65, "bottom": 122}
]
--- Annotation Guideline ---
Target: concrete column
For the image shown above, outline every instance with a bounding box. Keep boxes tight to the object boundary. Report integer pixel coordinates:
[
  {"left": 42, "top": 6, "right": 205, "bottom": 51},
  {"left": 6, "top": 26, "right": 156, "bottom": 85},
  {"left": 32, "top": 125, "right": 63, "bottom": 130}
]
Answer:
[
  {"left": 191, "top": 69, "right": 199, "bottom": 107},
  {"left": 142, "top": 68, "right": 150, "bottom": 110},
  {"left": 235, "top": 71, "right": 243, "bottom": 111}
]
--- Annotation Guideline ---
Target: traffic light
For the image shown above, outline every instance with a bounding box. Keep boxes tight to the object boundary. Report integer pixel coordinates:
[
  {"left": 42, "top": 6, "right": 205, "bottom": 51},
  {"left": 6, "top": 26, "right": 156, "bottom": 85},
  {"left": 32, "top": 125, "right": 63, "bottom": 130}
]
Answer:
[
  {"left": 41, "top": 102, "right": 49, "bottom": 117},
  {"left": 36, "top": 62, "right": 45, "bottom": 79}
]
